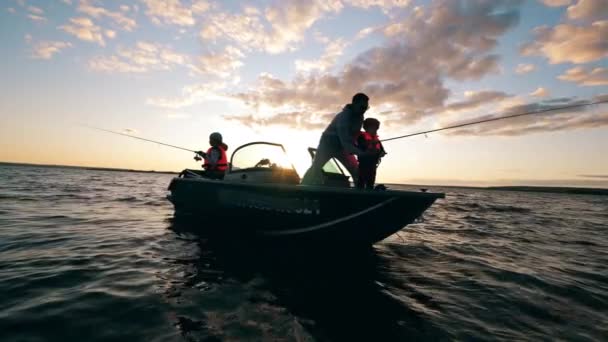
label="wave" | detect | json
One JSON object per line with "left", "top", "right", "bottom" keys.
{"left": 115, "top": 196, "right": 139, "bottom": 202}
{"left": 455, "top": 202, "right": 531, "bottom": 214}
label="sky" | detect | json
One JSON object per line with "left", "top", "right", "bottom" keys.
{"left": 1, "top": 0, "right": 607, "bottom": 187}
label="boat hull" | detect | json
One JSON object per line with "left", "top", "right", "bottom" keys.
{"left": 167, "top": 177, "right": 444, "bottom": 247}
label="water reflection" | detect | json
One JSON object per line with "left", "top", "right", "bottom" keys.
{"left": 166, "top": 217, "right": 448, "bottom": 341}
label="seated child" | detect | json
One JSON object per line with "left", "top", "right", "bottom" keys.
{"left": 194, "top": 132, "right": 229, "bottom": 179}
{"left": 356, "top": 118, "right": 386, "bottom": 189}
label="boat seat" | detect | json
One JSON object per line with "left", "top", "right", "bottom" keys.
{"left": 224, "top": 167, "right": 300, "bottom": 185}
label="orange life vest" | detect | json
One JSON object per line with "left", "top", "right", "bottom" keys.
{"left": 356, "top": 131, "right": 382, "bottom": 152}
{"left": 203, "top": 146, "right": 228, "bottom": 172}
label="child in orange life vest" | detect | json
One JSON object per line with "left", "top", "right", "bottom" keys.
{"left": 356, "top": 118, "right": 386, "bottom": 189}
{"left": 194, "top": 132, "right": 229, "bottom": 180}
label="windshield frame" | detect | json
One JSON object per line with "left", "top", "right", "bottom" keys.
{"left": 228, "top": 141, "right": 297, "bottom": 174}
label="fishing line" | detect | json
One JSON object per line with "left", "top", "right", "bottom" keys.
{"left": 82, "top": 125, "right": 197, "bottom": 153}
{"left": 381, "top": 98, "right": 608, "bottom": 142}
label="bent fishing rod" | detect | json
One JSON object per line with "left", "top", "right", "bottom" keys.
{"left": 381, "top": 98, "right": 608, "bottom": 142}
{"left": 84, "top": 98, "right": 607, "bottom": 149}
{"left": 82, "top": 125, "right": 197, "bottom": 153}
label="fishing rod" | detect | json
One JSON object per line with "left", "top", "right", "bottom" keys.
{"left": 381, "top": 98, "right": 608, "bottom": 142}
{"left": 83, "top": 125, "right": 197, "bottom": 153}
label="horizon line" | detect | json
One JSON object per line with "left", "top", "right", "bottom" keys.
{"left": 1, "top": 160, "right": 607, "bottom": 191}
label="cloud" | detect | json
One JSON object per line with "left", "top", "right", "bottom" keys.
{"left": 7, "top": 7, "right": 16, "bottom": 14}
{"left": 77, "top": 0, "right": 137, "bottom": 31}
{"left": 263, "top": 1, "right": 345, "bottom": 53}
{"left": 105, "top": 29, "right": 116, "bottom": 39}
{"left": 558, "top": 66, "right": 608, "bottom": 86}
{"left": 88, "top": 40, "right": 242, "bottom": 79}
{"left": 567, "top": 0, "right": 608, "bottom": 21}
{"left": 199, "top": 9, "right": 267, "bottom": 51}
{"left": 145, "top": 82, "right": 229, "bottom": 109}
{"left": 166, "top": 112, "right": 191, "bottom": 119}
{"left": 29, "top": 40, "right": 72, "bottom": 59}
{"left": 88, "top": 41, "right": 188, "bottom": 72}
{"left": 521, "top": 20, "right": 608, "bottom": 64}
{"left": 27, "top": 6, "right": 44, "bottom": 15}
{"left": 27, "top": 5, "right": 47, "bottom": 22}
{"left": 27, "top": 14, "right": 47, "bottom": 22}
{"left": 189, "top": 45, "right": 244, "bottom": 78}
{"left": 224, "top": 111, "right": 334, "bottom": 130}
{"left": 62, "top": 0, "right": 73, "bottom": 4}
{"left": 345, "top": 0, "right": 411, "bottom": 10}
{"left": 199, "top": 0, "right": 413, "bottom": 55}
{"left": 60, "top": 17, "right": 105, "bottom": 46}
{"left": 200, "top": 1, "right": 342, "bottom": 54}
{"left": 539, "top": 0, "right": 571, "bottom": 6}
{"left": 141, "top": 0, "right": 210, "bottom": 26}
{"left": 515, "top": 63, "right": 536, "bottom": 74}
{"left": 225, "top": 0, "right": 522, "bottom": 128}
{"left": 445, "top": 91, "right": 512, "bottom": 111}
{"left": 295, "top": 39, "right": 349, "bottom": 74}
{"left": 530, "top": 87, "right": 549, "bottom": 97}
{"left": 578, "top": 174, "right": 608, "bottom": 178}
{"left": 447, "top": 95, "right": 608, "bottom": 136}
{"left": 355, "top": 26, "right": 378, "bottom": 39}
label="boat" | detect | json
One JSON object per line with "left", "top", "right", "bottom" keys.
{"left": 167, "top": 141, "right": 444, "bottom": 247}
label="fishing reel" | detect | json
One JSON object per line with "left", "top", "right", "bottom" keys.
{"left": 193, "top": 151, "right": 206, "bottom": 161}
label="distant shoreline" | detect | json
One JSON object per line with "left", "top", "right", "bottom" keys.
{"left": 2, "top": 161, "right": 606, "bottom": 195}
{"left": 0, "top": 161, "right": 178, "bottom": 175}
{"left": 388, "top": 184, "right": 608, "bottom": 196}
{"left": 486, "top": 186, "right": 608, "bottom": 196}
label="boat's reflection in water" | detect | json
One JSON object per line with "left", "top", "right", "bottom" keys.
{"left": 167, "top": 216, "right": 447, "bottom": 341}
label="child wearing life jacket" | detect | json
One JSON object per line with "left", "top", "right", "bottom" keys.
{"left": 356, "top": 118, "right": 386, "bottom": 189}
{"left": 194, "top": 132, "right": 229, "bottom": 179}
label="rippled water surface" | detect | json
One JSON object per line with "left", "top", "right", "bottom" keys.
{"left": 1, "top": 164, "right": 607, "bottom": 341}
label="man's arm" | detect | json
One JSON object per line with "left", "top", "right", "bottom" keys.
{"left": 356, "top": 134, "right": 366, "bottom": 150}
{"left": 337, "top": 114, "right": 361, "bottom": 155}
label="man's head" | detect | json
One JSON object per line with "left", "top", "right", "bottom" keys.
{"left": 351, "top": 93, "right": 369, "bottom": 115}
{"left": 363, "top": 118, "right": 380, "bottom": 135}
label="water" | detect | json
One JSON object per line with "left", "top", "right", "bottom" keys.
{"left": 0, "top": 164, "right": 607, "bottom": 341}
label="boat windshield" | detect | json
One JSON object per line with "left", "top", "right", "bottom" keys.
{"left": 307, "top": 148, "right": 345, "bottom": 176}
{"left": 230, "top": 142, "right": 295, "bottom": 172}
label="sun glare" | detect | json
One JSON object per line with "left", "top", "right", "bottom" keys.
{"left": 284, "top": 142, "right": 314, "bottom": 178}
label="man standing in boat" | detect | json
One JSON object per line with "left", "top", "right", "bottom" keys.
{"left": 301, "top": 93, "right": 371, "bottom": 186}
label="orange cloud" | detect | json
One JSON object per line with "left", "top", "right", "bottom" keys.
{"left": 77, "top": 0, "right": 137, "bottom": 31}
{"left": 225, "top": 1, "right": 521, "bottom": 127}
{"left": 30, "top": 40, "right": 72, "bottom": 59}
{"left": 530, "top": 87, "right": 549, "bottom": 97}
{"left": 199, "top": 0, "right": 411, "bottom": 54}
{"left": 88, "top": 41, "right": 189, "bottom": 72}
{"left": 567, "top": 0, "right": 608, "bottom": 21}
{"left": 145, "top": 82, "right": 229, "bottom": 109}
{"left": 539, "top": 0, "right": 571, "bottom": 6}
{"left": 515, "top": 63, "right": 536, "bottom": 74}
{"left": 59, "top": 17, "right": 105, "bottom": 46}
{"left": 294, "top": 39, "right": 349, "bottom": 74}
{"left": 141, "top": 0, "right": 210, "bottom": 26}
{"left": 521, "top": 21, "right": 608, "bottom": 64}
{"left": 189, "top": 46, "right": 244, "bottom": 78}
{"left": 558, "top": 67, "right": 608, "bottom": 86}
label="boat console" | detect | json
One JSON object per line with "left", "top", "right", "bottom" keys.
{"left": 180, "top": 141, "right": 353, "bottom": 188}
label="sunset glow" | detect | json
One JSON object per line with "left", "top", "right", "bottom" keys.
{"left": 1, "top": 0, "right": 607, "bottom": 187}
